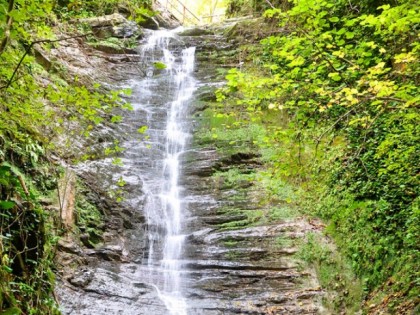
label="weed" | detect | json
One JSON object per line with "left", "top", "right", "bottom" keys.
{"left": 296, "top": 233, "right": 363, "bottom": 313}
{"left": 268, "top": 206, "right": 298, "bottom": 221}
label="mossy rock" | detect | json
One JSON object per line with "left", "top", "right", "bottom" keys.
{"left": 88, "top": 37, "right": 138, "bottom": 54}
{"left": 224, "top": 17, "right": 279, "bottom": 43}
{"left": 178, "top": 27, "right": 214, "bottom": 37}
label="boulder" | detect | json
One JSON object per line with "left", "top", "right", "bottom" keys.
{"left": 178, "top": 27, "right": 214, "bottom": 37}
{"left": 149, "top": 1, "right": 182, "bottom": 29}
{"left": 78, "top": 13, "right": 127, "bottom": 28}
{"left": 78, "top": 13, "right": 142, "bottom": 39}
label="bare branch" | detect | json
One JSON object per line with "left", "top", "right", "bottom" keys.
{"left": 264, "top": 0, "right": 276, "bottom": 9}
{"left": 17, "top": 174, "right": 30, "bottom": 197}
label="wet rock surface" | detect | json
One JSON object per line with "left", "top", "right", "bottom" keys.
{"left": 55, "top": 19, "right": 326, "bottom": 315}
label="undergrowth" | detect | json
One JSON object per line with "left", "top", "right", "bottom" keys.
{"left": 0, "top": 0, "right": 152, "bottom": 312}
{"left": 197, "top": 0, "right": 419, "bottom": 312}
{"left": 297, "top": 233, "right": 364, "bottom": 313}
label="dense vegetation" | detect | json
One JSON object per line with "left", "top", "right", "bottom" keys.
{"left": 0, "top": 0, "right": 151, "bottom": 314}
{"left": 226, "top": 0, "right": 292, "bottom": 16}
{"left": 214, "top": 0, "right": 419, "bottom": 312}
{"left": 1, "top": 0, "right": 418, "bottom": 313}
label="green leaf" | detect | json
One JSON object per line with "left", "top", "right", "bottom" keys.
{"left": 0, "top": 307, "right": 22, "bottom": 315}
{"left": 137, "top": 126, "right": 148, "bottom": 134}
{"left": 328, "top": 72, "right": 342, "bottom": 81}
{"left": 1, "top": 162, "right": 22, "bottom": 177}
{"left": 111, "top": 115, "right": 123, "bottom": 123}
{"left": 153, "top": 62, "right": 167, "bottom": 70}
{"left": 345, "top": 32, "right": 355, "bottom": 39}
{"left": 336, "top": 38, "right": 345, "bottom": 46}
{"left": 121, "top": 88, "right": 132, "bottom": 96}
{"left": 329, "top": 17, "right": 339, "bottom": 22}
{"left": 345, "top": 19, "right": 357, "bottom": 27}
{"left": 336, "top": 28, "right": 346, "bottom": 35}
{"left": 0, "top": 201, "right": 15, "bottom": 210}
{"left": 2, "top": 265, "right": 13, "bottom": 273}
{"left": 111, "top": 158, "right": 123, "bottom": 166}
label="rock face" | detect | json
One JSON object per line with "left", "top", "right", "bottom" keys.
{"left": 79, "top": 13, "right": 142, "bottom": 38}
{"left": 55, "top": 19, "right": 326, "bottom": 315}
{"left": 79, "top": 13, "right": 128, "bottom": 28}
{"left": 151, "top": 1, "right": 182, "bottom": 29}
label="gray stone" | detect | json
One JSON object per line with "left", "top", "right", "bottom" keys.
{"left": 78, "top": 13, "right": 127, "bottom": 28}
{"left": 56, "top": 18, "right": 327, "bottom": 315}
{"left": 178, "top": 27, "right": 214, "bottom": 37}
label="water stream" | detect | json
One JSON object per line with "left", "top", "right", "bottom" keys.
{"left": 137, "top": 29, "right": 196, "bottom": 315}
{"left": 57, "top": 25, "right": 325, "bottom": 315}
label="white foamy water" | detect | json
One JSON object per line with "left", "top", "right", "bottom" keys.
{"left": 139, "top": 29, "right": 196, "bottom": 315}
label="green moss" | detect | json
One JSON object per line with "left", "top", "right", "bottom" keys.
{"left": 268, "top": 206, "right": 298, "bottom": 221}
{"left": 75, "top": 185, "right": 104, "bottom": 246}
{"left": 274, "top": 235, "right": 294, "bottom": 248}
{"left": 194, "top": 108, "right": 264, "bottom": 156}
{"left": 309, "top": 192, "right": 420, "bottom": 311}
{"left": 296, "top": 233, "right": 363, "bottom": 313}
{"left": 88, "top": 36, "right": 139, "bottom": 53}
{"left": 213, "top": 167, "right": 255, "bottom": 189}
{"left": 222, "top": 238, "right": 239, "bottom": 248}
{"left": 216, "top": 204, "right": 265, "bottom": 231}
{"left": 225, "top": 250, "right": 241, "bottom": 260}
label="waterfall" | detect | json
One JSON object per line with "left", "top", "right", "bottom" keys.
{"left": 56, "top": 22, "right": 328, "bottom": 315}
{"left": 139, "top": 29, "right": 196, "bottom": 315}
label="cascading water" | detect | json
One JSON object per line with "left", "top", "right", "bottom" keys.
{"left": 57, "top": 23, "right": 326, "bottom": 315}
{"left": 137, "top": 29, "right": 196, "bottom": 315}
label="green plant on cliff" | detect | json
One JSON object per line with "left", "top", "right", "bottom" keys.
{"left": 0, "top": 0, "right": 143, "bottom": 313}
{"left": 215, "top": 0, "right": 419, "bottom": 312}
{"left": 226, "top": 0, "right": 292, "bottom": 16}
{"left": 55, "top": 0, "right": 154, "bottom": 22}
{"left": 0, "top": 159, "right": 61, "bottom": 314}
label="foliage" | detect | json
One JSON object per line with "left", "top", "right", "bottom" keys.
{"left": 88, "top": 36, "right": 140, "bottom": 53}
{"left": 0, "top": 0, "right": 143, "bottom": 313}
{"left": 153, "top": 61, "right": 167, "bottom": 70}
{"left": 0, "top": 160, "right": 60, "bottom": 314}
{"left": 226, "top": 0, "right": 291, "bottom": 17}
{"left": 54, "top": 0, "right": 154, "bottom": 22}
{"left": 195, "top": 108, "right": 265, "bottom": 155}
{"left": 213, "top": 167, "right": 255, "bottom": 189}
{"left": 215, "top": 0, "right": 419, "bottom": 312}
{"left": 297, "top": 232, "right": 363, "bottom": 312}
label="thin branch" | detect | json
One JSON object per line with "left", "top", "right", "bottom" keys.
{"left": 293, "top": 25, "right": 340, "bottom": 73}
{"left": 336, "top": 55, "right": 357, "bottom": 66}
{"left": 264, "top": 0, "right": 275, "bottom": 9}
{"left": 314, "top": 107, "right": 356, "bottom": 157}
{"left": 316, "top": 107, "right": 354, "bottom": 144}
{"left": 375, "top": 96, "right": 408, "bottom": 103}
{"left": 316, "top": 47, "right": 339, "bottom": 72}
{"left": 0, "top": 32, "right": 93, "bottom": 90}
{"left": 0, "top": 0, "right": 15, "bottom": 55}
{"left": 351, "top": 109, "right": 384, "bottom": 172}
{"left": 17, "top": 174, "right": 30, "bottom": 197}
